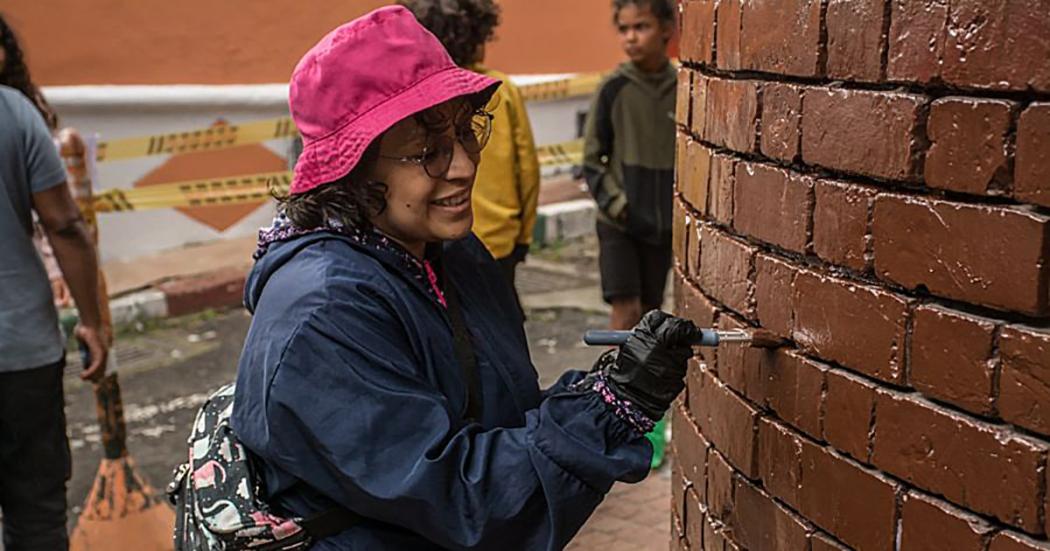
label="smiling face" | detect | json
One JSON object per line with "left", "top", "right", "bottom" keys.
{"left": 367, "top": 99, "right": 481, "bottom": 257}
{"left": 616, "top": 2, "right": 672, "bottom": 70}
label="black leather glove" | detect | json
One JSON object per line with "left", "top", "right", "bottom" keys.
{"left": 607, "top": 310, "right": 702, "bottom": 421}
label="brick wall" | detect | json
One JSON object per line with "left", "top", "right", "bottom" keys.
{"left": 671, "top": 1, "right": 1050, "bottom": 550}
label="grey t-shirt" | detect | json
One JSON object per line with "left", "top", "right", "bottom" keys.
{"left": 0, "top": 85, "right": 67, "bottom": 371}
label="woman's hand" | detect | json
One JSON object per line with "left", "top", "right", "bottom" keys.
{"left": 607, "top": 310, "right": 701, "bottom": 420}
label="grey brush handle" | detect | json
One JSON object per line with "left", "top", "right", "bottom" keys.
{"left": 583, "top": 329, "right": 722, "bottom": 347}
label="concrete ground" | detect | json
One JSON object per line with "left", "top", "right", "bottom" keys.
{"left": 51, "top": 235, "right": 670, "bottom": 550}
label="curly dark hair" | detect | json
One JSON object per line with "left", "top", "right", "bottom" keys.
{"left": 276, "top": 97, "right": 488, "bottom": 231}
{"left": 273, "top": 142, "right": 387, "bottom": 231}
{"left": 0, "top": 13, "right": 58, "bottom": 130}
{"left": 397, "top": 0, "right": 501, "bottom": 67}
{"left": 612, "top": 0, "right": 676, "bottom": 25}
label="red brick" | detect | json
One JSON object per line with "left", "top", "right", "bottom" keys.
{"left": 730, "top": 477, "right": 810, "bottom": 551}
{"left": 679, "top": 138, "right": 711, "bottom": 215}
{"left": 910, "top": 305, "right": 997, "bottom": 416}
{"left": 1016, "top": 103, "right": 1050, "bottom": 208}
{"left": 888, "top": 0, "right": 1050, "bottom": 92}
{"left": 680, "top": 0, "right": 716, "bottom": 65}
{"left": 738, "top": 0, "right": 822, "bottom": 77}
{"left": 697, "top": 225, "right": 754, "bottom": 317}
{"left": 688, "top": 221, "right": 704, "bottom": 281}
{"left": 999, "top": 325, "right": 1050, "bottom": 438}
{"left": 703, "top": 78, "right": 758, "bottom": 153}
{"left": 826, "top": 0, "right": 887, "bottom": 81}
{"left": 872, "top": 194, "right": 1050, "bottom": 316}
{"left": 691, "top": 367, "right": 760, "bottom": 478}
{"left": 676, "top": 69, "right": 693, "bottom": 129}
{"left": 822, "top": 369, "right": 875, "bottom": 463}
{"left": 715, "top": 314, "right": 773, "bottom": 402}
{"left": 685, "top": 486, "right": 705, "bottom": 548}
{"left": 687, "top": 356, "right": 706, "bottom": 416}
{"left": 671, "top": 463, "right": 688, "bottom": 530}
{"left": 708, "top": 153, "right": 735, "bottom": 226}
{"left": 706, "top": 449, "right": 734, "bottom": 521}
{"left": 714, "top": 0, "right": 742, "bottom": 70}
{"left": 717, "top": 334, "right": 824, "bottom": 439}
{"left": 792, "top": 270, "right": 909, "bottom": 385}
{"left": 925, "top": 97, "right": 1014, "bottom": 195}
{"left": 941, "top": 0, "right": 1050, "bottom": 92}
{"left": 809, "top": 533, "right": 849, "bottom": 551}
{"left": 759, "top": 83, "right": 803, "bottom": 163}
{"left": 676, "top": 132, "right": 689, "bottom": 193}
{"left": 691, "top": 74, "right": 709, "bottom": 140}
{"left": 672, "top": 402, "right": 710, "bottom": 489}
{"left": 899, "top": 491, "right": 994, "bottom": 551}
{"left": 159, "top": 266, "right": 246, "bottom": 317}
{"left": 673, "top": 196, "right": 691, "bottom": 271}
{"left": 671, "top": 510, "right": 688, "bottom": 551}
{"left": 886, "top": 0, "right": 948, "bottom": 84}
{"left": 798, "top": 441, "right": 898, "bottom": 550}
{"left": 802, "top": 88, "right": 925, "bottom": 181}
{"left": 872, "top": 391, "right": 1047, "bottom": 534}
{"left": 757, "top": 418, "right": 803, "bottom": 509}
{"left": 674, "top": 272, "right": 720, "bottom": 367}
{"left": 704, "top": 514, "right": 727, "bottom": 551}
{"left": 753, "top": 254, "right": 798, "bottom": 339}
{"left": 989, "top": 532, "right": 1050, "bottom": 551}
{"left": 812, "top": 180, "right": 876, "bottom": 272}
{"left": 733, "top": 162, "right": 812, "bottom": 253}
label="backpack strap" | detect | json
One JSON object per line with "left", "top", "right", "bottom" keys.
{"left": 444, "top": 280, "right": 482, "bottom": 422}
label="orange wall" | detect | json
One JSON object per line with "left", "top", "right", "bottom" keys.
{"left": 4, "top": 0, "right": 638, "bottom": 85}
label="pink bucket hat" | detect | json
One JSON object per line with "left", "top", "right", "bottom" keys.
{"left": 288, "top": 5, "right": 500, "bottom": 194}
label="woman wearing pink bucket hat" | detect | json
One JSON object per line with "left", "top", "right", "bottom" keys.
{"left": 223, "top": 6, "right": 700, "bottom": 549}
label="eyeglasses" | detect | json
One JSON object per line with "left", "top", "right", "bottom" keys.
{"left": 379, "top": 110, "right": 494, "bottom": 178}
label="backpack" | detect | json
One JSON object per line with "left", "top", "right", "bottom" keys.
{"left": 166, "top": 383, "right": 359, "bottom": 550}
{"left": 167, "top": 277, "right": 480, "bottom": 550}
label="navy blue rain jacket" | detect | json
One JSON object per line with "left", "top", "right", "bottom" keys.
{"left": 230, "top": 231, "right": 651, "bottom": 550}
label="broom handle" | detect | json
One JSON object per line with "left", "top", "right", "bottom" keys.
{"left": 64, "top": 129, "right": 127, "bottom": 460}
{"left": 85, "top": 344, "right": 127, "bottom": 460}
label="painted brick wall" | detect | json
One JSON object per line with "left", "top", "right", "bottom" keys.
{"left": 671, "top": 1, "right": 1050, "bottom": 550}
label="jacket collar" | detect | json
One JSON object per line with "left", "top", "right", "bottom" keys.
{"left": 255, "top": 213, "right": 448, "bottom": 308}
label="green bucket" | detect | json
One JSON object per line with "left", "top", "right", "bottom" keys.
{"left": 645, "top": 416, "right": 668, "bottom": 470}
{"left": 59, "top": 309, "right": 79, "bottom": 342}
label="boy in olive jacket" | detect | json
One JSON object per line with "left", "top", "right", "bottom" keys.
{"left": 584, "top": 0, "right": 677, "bottom": 330}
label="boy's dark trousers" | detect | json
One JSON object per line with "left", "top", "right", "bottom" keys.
{"left": 0, "top": 358, "right": 71, "bottom": 551}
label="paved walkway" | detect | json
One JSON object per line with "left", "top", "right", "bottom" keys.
{"left": 523, "top": 243, "right": 672, "bottom": 550}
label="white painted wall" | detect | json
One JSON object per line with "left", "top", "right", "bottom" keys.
{"left": 45, "top": 76, "right": 590, "bottom": 262}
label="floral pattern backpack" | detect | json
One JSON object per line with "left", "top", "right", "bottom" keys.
{"left": 166, "top": 383, "right": 359, "bottom": 550}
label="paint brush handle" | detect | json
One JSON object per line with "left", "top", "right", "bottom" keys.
{"left": 583, "top": 329, "right": 729, "bottom": 347}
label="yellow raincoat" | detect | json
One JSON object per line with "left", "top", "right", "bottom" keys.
{"left": 471, "top": 65, "right": 540, "bottom": 260}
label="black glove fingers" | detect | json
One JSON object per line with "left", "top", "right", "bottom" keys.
{"left": 654, "top": 316, "right": 703, "bottom": 349}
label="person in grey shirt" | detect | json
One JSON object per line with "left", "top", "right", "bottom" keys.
{"left": 0, "top": 15, "right": 108, "bottom": 551}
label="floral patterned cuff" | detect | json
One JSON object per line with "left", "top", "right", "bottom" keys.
{"left": 577, "top": 373, "right": 655, "bottom": 435}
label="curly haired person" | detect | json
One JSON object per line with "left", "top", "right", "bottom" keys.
{"left": 398, "top": 0, "right": 540, "bottom": 316}
{"left": 584, "top": 0, "right": 677, "bottom": 331}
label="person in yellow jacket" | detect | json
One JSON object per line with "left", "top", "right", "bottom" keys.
{"left": 399, "top": 0, "right": 540, "bottom": 314}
